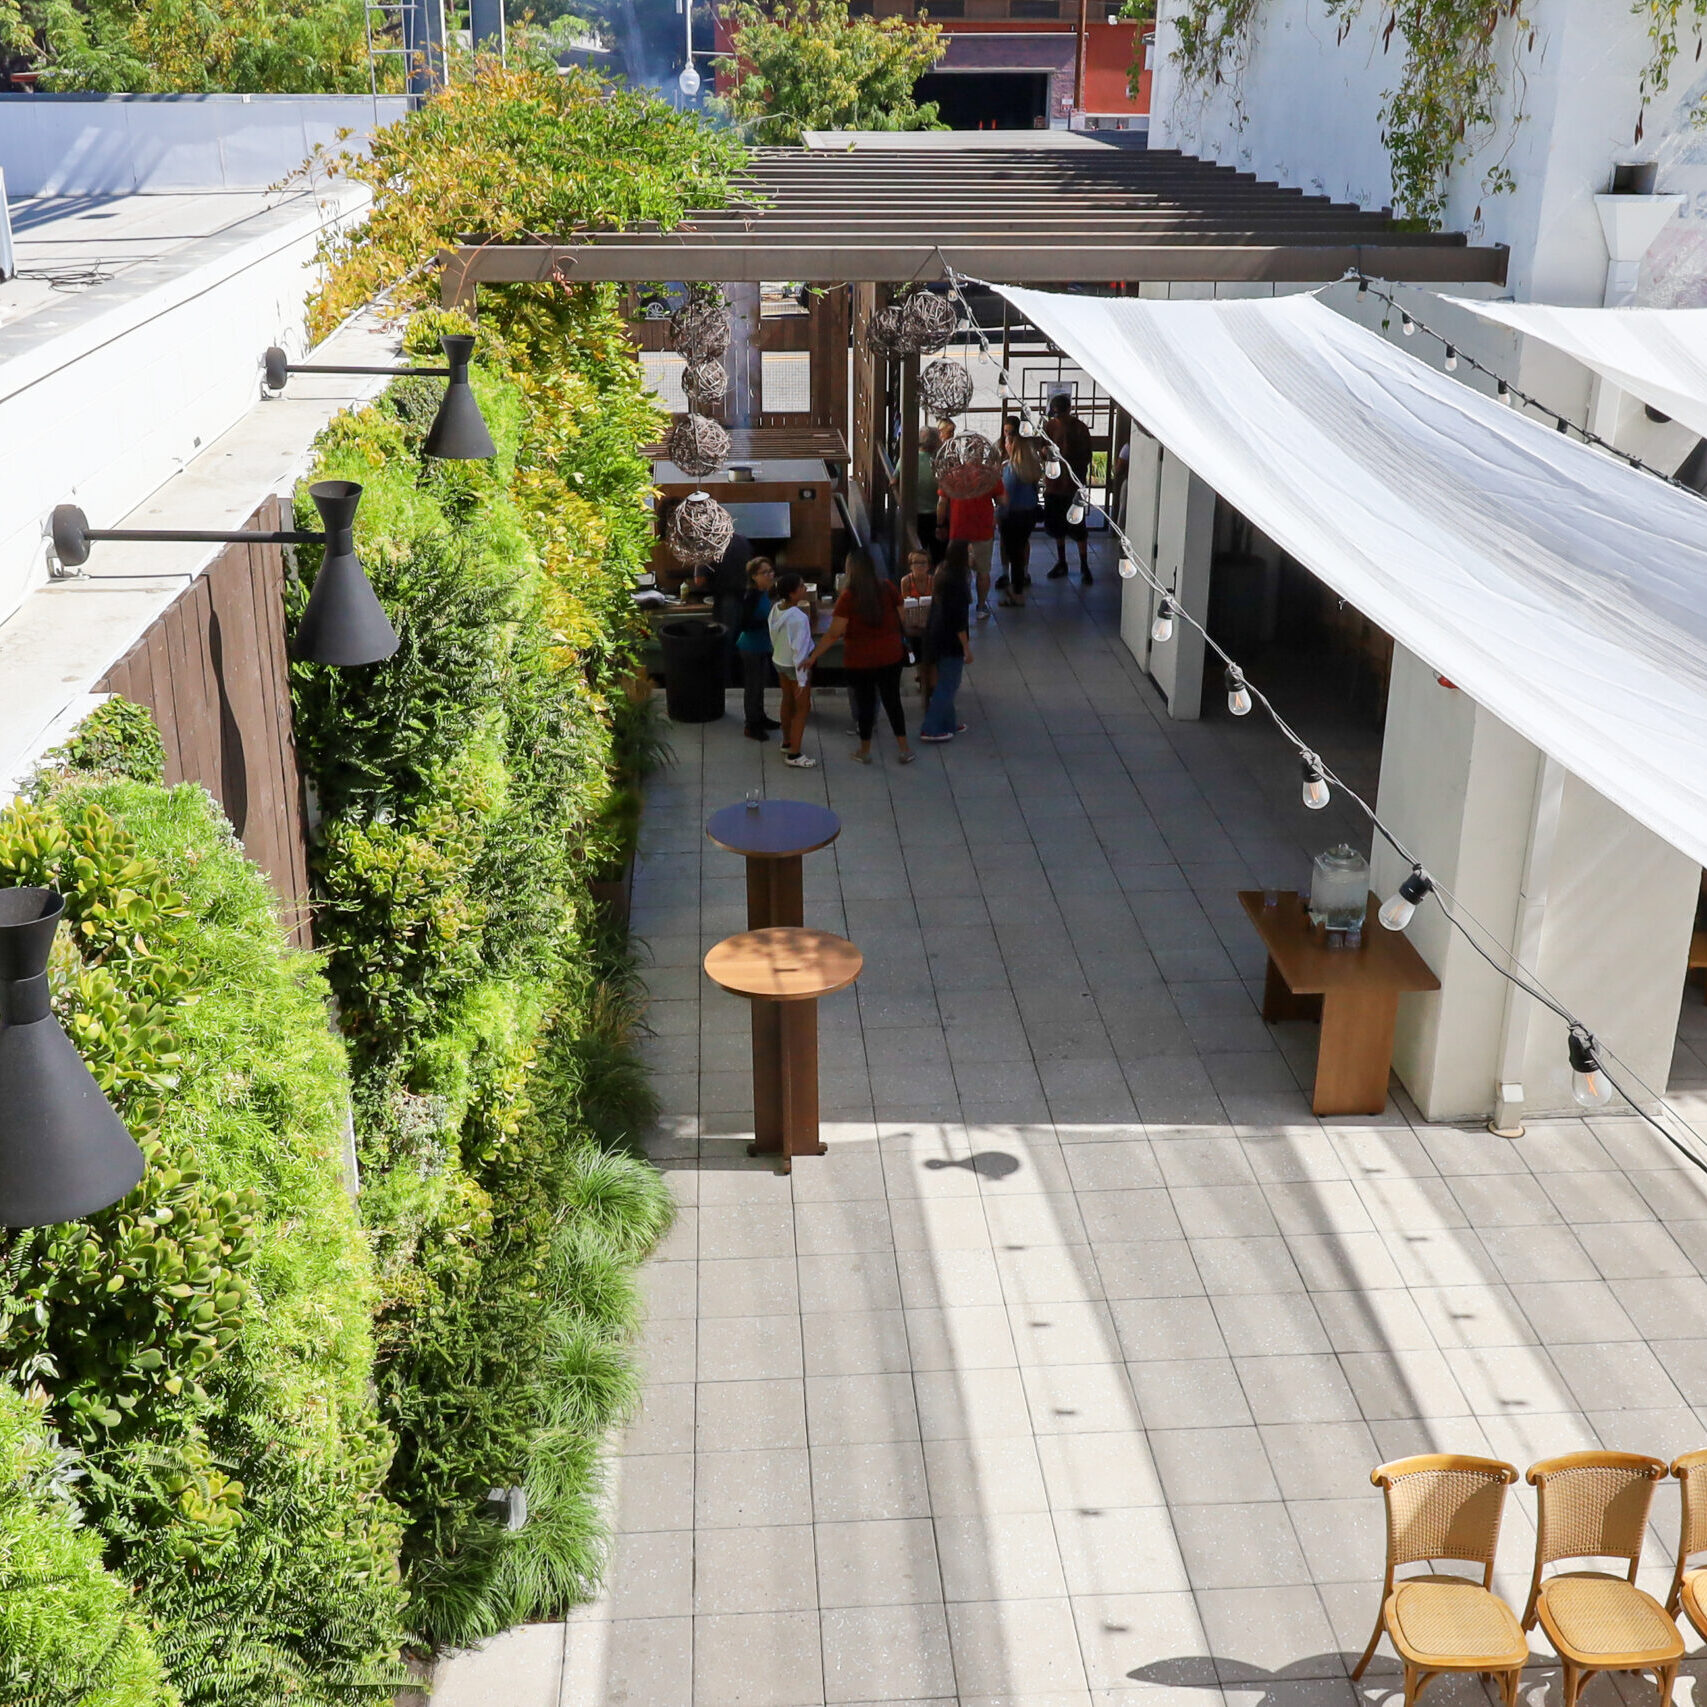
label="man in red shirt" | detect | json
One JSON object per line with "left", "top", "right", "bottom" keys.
{"left": 937, "top": 487, "right": 996, "bottom": 620}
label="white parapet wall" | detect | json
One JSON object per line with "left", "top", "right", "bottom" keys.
{"left": 0, "top": 180, "right": 372, "bottom": 628}
{"left": 0, "top": 93, "right": 409, "bottom": 196}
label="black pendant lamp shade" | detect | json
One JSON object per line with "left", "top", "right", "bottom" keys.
{"left": 290, "top": 481, "right": 400, "bottom": 668}
{"left": 0, "top": 887, "right": 145, "bottom": 1229}
{"left": 423, "top": 335, "right": 497, "bottom": 461}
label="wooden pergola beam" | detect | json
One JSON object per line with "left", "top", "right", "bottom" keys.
{"left": 441, "top": 240, "right": 1505, "bottom": 301}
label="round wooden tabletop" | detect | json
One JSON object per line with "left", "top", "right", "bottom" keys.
{"left": 704, "top": 928, "right": 864, "bottom": 1001}
{"left": 706, "top": 799, "right": 842, "bottom": 861}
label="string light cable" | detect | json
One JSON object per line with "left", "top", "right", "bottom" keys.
{"left": 1349, "top": 274, "right": 1702, "bottom": 497}
{"left": 931, "top": 255, "right": 1707, "bottom": 1174}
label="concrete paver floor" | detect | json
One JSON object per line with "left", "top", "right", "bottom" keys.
{"left": 434, "top": 543, "right": 1707, "bottom": 1707}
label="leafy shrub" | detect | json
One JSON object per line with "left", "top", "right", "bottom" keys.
{"left": 0, "top": 775, "right": 406, "bottom": 1706}
{"left": 41, "top": 696, "right": 167, "bottom": 786}
{"left": 0, "top": 1382, "right": 177, "bottom": 1707}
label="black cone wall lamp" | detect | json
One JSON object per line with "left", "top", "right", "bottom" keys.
{"left": 263, "top": 333, "right": 497, "bottom": 461}
{"left": 0, "top": 887, "right": 145, "bottom": 1228}
{"left": 49, "top": 481, "right": 398, "bottom": 668}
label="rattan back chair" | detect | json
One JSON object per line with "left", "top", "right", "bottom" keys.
{"left": 1353, "top": 1454, "right": 1529, "bottom": 1707}
{"left": 1524, "top": 1453, "right": 1682, "bottom": 1707}
{"left": 1667, "top": 1449, "right": 1707, "bottom": 1631}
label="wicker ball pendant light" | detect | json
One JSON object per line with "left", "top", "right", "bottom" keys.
{"left": 664, "top": 413, "right": 731, "bottom": 479}
{"left": 933, "top": 432, "right": 1004, "bottom": 500}
{"left": 670, "top": 295, "right": 733, "bottom": 361}
{"left": 918, "top": 359, "right": 975, "bottom": 418}
{"left": 666, "top": 490, "right": 736, "bottom": 567}
{"left": 901, "top": 290, "right": 958, "bottom": 355}
{"left": 864, "top": 304, "right": 909, "bottom": 358}
{"left": 682, "top": 358, "right": 728, "bottom": 406}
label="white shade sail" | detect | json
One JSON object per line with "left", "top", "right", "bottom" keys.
{"left": 994, "top": 285, "right": 1707, "bottom": 870}
{"left": 1446, "top": 298, "right": 1707, "bottom": 444}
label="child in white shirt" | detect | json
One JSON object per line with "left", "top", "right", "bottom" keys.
{"left": 767, "top": 570, "right": 817, "bottom": 768}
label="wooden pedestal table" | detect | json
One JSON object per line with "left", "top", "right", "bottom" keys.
{"left": 706, "top": 800, "right": 841, "bottom": 930}
{"left": 1238, "top": 890, "right": 1441, "bottom": 1117}
{"left": 704, "top": 928, "right": 863, "bottom": 1173}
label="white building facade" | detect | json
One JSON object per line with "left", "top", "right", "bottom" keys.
{"left": 1113, "top": 0, "right": 1707, "bottom": 1125}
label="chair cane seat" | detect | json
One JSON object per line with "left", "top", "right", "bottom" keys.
{"left": 1537, "top": 1574, "right": 1684, "bottom": 1663}
{"left": 1387, "top": 1579, "right": 1529, "bottom": 1668}
{"left": 1680, "top": 1570, "right": 1707, "bottom": 1640}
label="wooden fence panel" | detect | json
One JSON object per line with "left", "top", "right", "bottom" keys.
{"left": 94, "top": 504, "right": 314, "bottom": 944}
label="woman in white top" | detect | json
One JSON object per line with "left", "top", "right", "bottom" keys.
{"left": 767, "top": 570, "right": 817, "bottom": 768}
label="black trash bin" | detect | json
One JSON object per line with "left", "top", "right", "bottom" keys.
{"left": 659, "top": 620, "right": 727, "bottom": 723}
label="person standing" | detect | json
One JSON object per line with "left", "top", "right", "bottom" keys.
{"left": 996, "top": 416, "right": 1042, "bottom": 608}
{"left": 736, "top": 557, "right": 782, "bottom": 742}
{"left": 899, "top": 547, "right": 935, "bottom": 712}
{"left": 937, "top": 479, "right": 996, "bottom": 621}
{"left": 916, "top": 425, "right": 941, "bottom": 564}
{"left": 1042, "top": 393, "right": 1094, "bottom": 583}
{"left": 694, "top": 527, "right": 754, "bottom": 684}
{"left": 919, "top": 541, "right": 973, "bottom": 743}
{"left": 809, "top": 547, "right": 913, "bottom": 766}
{"left": 767, "top": 570, "right": 817, "bottom": 768}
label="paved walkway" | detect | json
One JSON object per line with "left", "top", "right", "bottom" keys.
{"left": 435, "top": 547, "right": 1707, "bottom": 1707}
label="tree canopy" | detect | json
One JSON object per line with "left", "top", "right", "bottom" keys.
{"left": 310, "top": 58, "right": 747, "bottom": 336}
{"left": 713, "top": 0, "right": 945, "bottom": 145}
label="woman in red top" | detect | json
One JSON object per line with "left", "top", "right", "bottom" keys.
{"left": 809, "top": 548, "right": 914, "bottom": 766}
{"left": 937, "top": 487, "right": 997, "bottom": 619}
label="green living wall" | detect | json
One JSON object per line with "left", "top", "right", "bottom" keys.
{"left": 0, "top": 58, "right": 742, "bottom": 1698}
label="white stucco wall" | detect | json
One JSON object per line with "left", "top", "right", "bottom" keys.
{"left": 0, "top": 183, "right": 370, "bottom": 629}
{"left": 0, "top": 94, "right": 409, "bottom": 195}
{"left": 1151, "top": 0, "right": 1707, "bottom": 309}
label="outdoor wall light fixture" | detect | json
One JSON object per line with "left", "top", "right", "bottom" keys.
{"left": 1378, "top": 864, "right": 1433, "bottom": 931}
{"left": 49, "top": 482, "right": 399, "bottom": 668}
{"left": 262, "top": 334, "right": 497, "bottom": 460}
{"left": 0, "top": 887, "right": 145, "bottom": 1228}
{"left": 1567, "top": 1025, "right": 1616, "bottom": 1109}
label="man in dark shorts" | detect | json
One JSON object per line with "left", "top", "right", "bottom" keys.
{"left": 1042, "top": 393, "right": 1094, "bottom": 584}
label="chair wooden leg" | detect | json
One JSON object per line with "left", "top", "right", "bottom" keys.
{"left": 1654, "top": 1663, "right": 1678, "bottom": 1705}
{"left": 1402, "top": 1662, "right": 1420, "bottom": 1707}
{"left": 1499, "top": 1664, "right": 1522, "bottom": 1707}
{"left": 1351, "top": 1610, "right": 1385, "bottom": 1681}
{"left": 1561, "top": 1661, "right": 1582, "bottom": 1707}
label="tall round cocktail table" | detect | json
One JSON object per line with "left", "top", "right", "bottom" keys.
{"left": 704, "top": 928, "right": 863, "bottom": 1174}
{"left": 706, "top": 800, "right": 841, "bottom": 931}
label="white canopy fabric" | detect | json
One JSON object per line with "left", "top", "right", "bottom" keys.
{"left": 1446, "top": 298, "right": 1707, "bottom": 444}
{"left": 994, "top": 285, "right": 1707, "bottom": 870}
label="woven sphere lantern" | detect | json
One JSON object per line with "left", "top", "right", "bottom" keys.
{"left": 666, "top": 490, "right": 735, "bottom": 567}
{"left": 864, "top": 305, "right": 908, "bottom": 358}
{"left": 918, "top": 359, "right": 974, "bottom": 418}
{"left": 682, "top": 358, "right": 728, "bottom": 406}
{"left": 665, "top": 413, "right": 731, "bottom": 479}
{"left": 901, "top": 290, "right": 958, "bottom": 355}
{"left": 670, "top": 296, "right": 732, "bottom": 361}
{"left": 933, "top": 432, "right": 1004, "bottom": 500}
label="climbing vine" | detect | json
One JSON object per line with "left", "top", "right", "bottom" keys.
{"left": 1636, "top": 0, "right": 1707, "bottom": 141}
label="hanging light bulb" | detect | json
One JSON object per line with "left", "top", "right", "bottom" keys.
{"left": 1443, "top": 345, "right": 1458, "bottom": 371}
{"left": 1356, "top": 278, "right": 1369, "bottom": 301}
{"left": 1066, "top": 498, "right": 1087, "bottom": 526}
{"left": 1224, "top": 666, "right": 1252, "bottom": 716}
{"left": 1378, "top": 865, "right": 1433, "bottom": 931}
{"left": 1045, "top": 457, "right": 1063, "bottom": 480}
{"left": 1300, "top": 752, "right": 1331, "bottom": 810}
{"left": 1567, "top": 1025, "right": 1616, "bottom": 1110}
{"left": 1150, "top": 596, "right": 1175, "bottom": 644}
{"left": 1018, "top": 418, "right": 1036, "bottom": 438}
{"left": 1118, "top": 556, "right": 1138, "bottom": 580}
{"left": 1401, "top": 313, "right": 1415, "bottom": 336}
{"left": 1497, "top": 378, "right": 1510, "bottom": 401}
{"left": 1557, "top": 417, "right": 1570, "bottom": 433}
